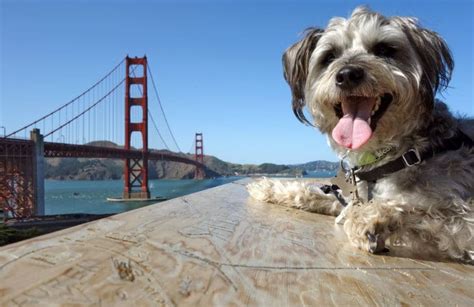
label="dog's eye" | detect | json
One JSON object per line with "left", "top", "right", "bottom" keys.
{"left": 372, "top": 43, "right": 397, "bottom": 58}
{"left": 321, "top": 52, "right": 336, "bottom": 66}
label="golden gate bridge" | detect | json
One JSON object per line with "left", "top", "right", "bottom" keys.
{"left": 0, "top": 56, "right": 206, "bottom": 219}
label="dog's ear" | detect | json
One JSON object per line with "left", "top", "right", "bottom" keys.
{"left": 395, "top": 17, "right": 454, "bottom": 109}
{"left": 283, "top": 28, "right": 324, "bottom": 125}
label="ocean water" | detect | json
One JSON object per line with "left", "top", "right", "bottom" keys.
{"left": 45, "top": 177, "right": 242, "bottom": 215}
{"left": 44, "top": 171, "right": 335, "bottom": 215}
{"left": 305, "top": 170, "right": 336, "bottom": 178}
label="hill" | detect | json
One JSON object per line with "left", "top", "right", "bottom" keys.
{"left": 44, "top": 142, "right": 336, "bottom": 180}
{"left": 289, "top": 160, "right": 339, "bottom": 172}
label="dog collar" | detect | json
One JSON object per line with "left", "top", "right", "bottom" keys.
{"left": 354, "top": 129, "right": 474, "bottom": 182}
{"left": 357, "top": 146, "right": 394, "bottom": 167}
{"left": 321, "top": 129, "right": 472, "bottom": 207}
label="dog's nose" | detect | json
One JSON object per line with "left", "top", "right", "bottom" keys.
{"left": 335, "top": 66, "right": 365, "bottom": 89}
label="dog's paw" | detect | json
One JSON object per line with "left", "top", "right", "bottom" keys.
{"left": 345, "top": 220, "right": 391, "bottom": 254}
{"left": 343, "top": 203, "right": 400, "bottom": 254}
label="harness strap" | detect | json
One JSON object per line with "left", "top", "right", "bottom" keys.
{"left": 355, "top": 129, "right": 473, "bottom": 182}
{"left": 320, "top": 129, "right": 473, "bottom": 204}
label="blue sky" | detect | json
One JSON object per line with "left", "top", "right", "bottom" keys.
{"left": 1, "top": 0, "right": 473, "bottom": 164}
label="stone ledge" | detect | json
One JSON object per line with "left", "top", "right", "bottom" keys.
{"left": 0, "top": 178, "right": 473, "bottom": 306}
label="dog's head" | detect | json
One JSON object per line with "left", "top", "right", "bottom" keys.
{"left": 284, "top": 7, "right": 453, "bottom": 156}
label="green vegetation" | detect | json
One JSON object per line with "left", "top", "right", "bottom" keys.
{"left": 0, "top": 224, "right": 41, "bottom": 246}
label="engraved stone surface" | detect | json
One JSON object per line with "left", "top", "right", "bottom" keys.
{"left": 1, "top": 179, "right": 473, "bottom": 306}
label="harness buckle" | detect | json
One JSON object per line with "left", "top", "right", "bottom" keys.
{"left": 402, "top": 148, "right": 421, "bottom": 167}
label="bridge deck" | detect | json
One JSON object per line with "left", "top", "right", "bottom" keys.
{"left": 43, "top": 141, "right": 203, "bottom": 166}
{"left": 0, "top": 178, "right": 473, "bottom": 306}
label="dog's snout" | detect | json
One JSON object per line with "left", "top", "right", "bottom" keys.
{"left": 335, "top": 66, "right": 365, "bottom": 89}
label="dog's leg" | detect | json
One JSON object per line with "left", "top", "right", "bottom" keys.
{"left": 247, "top": 178, "right": 343, "bottom": 216}
{"left": 343, "top": 201, "right": 402, "bottom": 254}
{"left": 402, "top": 204, "right": 474, "bottom": 264}
{"left": 344, "top": 200, "right": 474, "bottom": 264}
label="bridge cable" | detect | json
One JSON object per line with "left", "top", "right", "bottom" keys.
{"left": 130, "top": 69, "right": 170, "bottom": 150}
{"left": 147, "top": 63, "right": 182, "bottom": 152}
{"left": 187, "top": 139, "right": 195, "bottom": 155}
{"left": 44, "top": 75, "right": 125, "bottom": 138}
{"left": 6, "top": 58, "right": 125, "bottom": 138}
{"left": 149, "top": 112, "right": 170, "bottom": 150}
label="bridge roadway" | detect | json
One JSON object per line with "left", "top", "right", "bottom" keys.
{"left": 1, "top": 137, "right": 204, "bottom": 167}
{"left": 43, "top": 141, "right": 204, "bottom": 167}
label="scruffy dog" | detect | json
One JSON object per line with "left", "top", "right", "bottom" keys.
{"left": 248, "top": 7, "right": 474, "bottom": 263}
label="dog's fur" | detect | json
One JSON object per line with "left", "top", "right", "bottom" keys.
{"left": 248, "top": 7, "right": 474, "bottom": 263}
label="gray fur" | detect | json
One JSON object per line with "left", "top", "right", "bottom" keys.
{"left": 283, "top": 28, "right": 324, "bottom": 124}
{"left": 248, "top": 7, "right": 473, "bottom": 263}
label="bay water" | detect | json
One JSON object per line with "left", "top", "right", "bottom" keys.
{"left": 45, "top": 171, "right": 335, "bottom": 215}
{"left": 45, "top": 177, "right": 242, "bottom": 215}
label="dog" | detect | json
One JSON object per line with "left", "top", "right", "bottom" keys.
{"left": 248, "top": 7, "right": 474, "bottom": 263}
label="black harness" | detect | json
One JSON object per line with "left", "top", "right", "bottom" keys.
{"left": 322, "top": 129, "right": 474, "bottom": 206}
{"left": 355, "top": 129, "right": 474, "bottom": 182}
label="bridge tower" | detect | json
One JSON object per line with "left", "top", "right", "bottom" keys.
{"left": 123, "top": 56, "right": 150, "bottom": 199}
{"left": 194, "top": 133, "right": 205, "bottom": 179}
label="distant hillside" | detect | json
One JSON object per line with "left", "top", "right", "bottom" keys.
{"left": 289, "top": 160, "right": 338, "bottom": 172}
{"left": 44, "top": 142, "right": 310, "bottom": 180}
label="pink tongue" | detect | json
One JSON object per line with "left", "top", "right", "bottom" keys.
{"left": 331, "top": 97, "right": 376, "bottom": 149}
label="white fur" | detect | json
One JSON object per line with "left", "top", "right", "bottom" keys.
{"left": 247, "top": 178, "right": 341, "bottom": 215}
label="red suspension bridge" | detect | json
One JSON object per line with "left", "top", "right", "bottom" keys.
{"left": 0, "top": 56, "right": 206, "bottom": 219}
